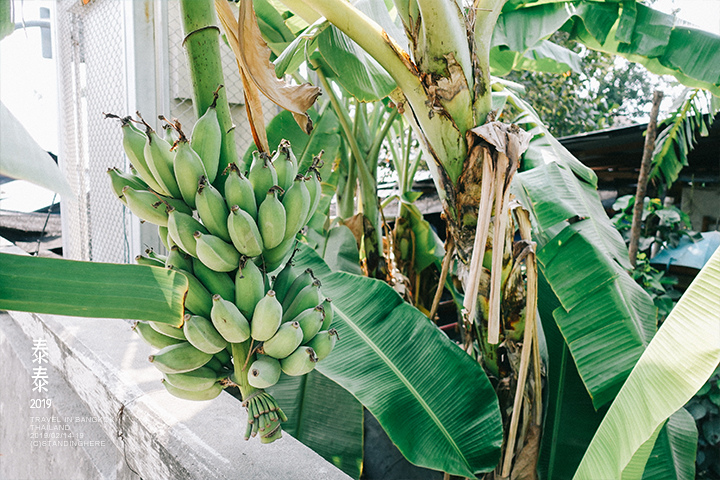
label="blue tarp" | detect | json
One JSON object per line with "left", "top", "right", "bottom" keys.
{"left": 650, "top": 231, "right": 720, "bottom": 271}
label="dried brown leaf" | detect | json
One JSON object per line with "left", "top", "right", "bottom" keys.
{"left": 216, "top": 0, "right": 321, "bottom": 135}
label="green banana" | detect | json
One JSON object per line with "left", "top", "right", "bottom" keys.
{"left": 196, "top": 177, "right": 231, "bottom": 242}
{"left": 282, "top": 279, "right": 321, "bottom": 322}
{"left": 224, "top": 163, "right": 257, "bottom": 220}
{"left": 281, "top": 176, "right": 311, "bottom": 241}
{"left": 190, "top": 89, "right": 222, "bottom": 183}
{"left": 260, "top": 321, "right": 303, "bottom": 359}
{"left": 167, "top": 208, "right": 208, "bottom": 258}
{"left": 133, "top": 321, "right": 183, "bottom": 349}
{"left": 294, "top": 305, "right": 325, "bottom": 344}
{"left": 281, "top": 268, "right": 315, "bottom": 311}
{"left": 165, "top": 245, "right": 193, "bottom": 274}
{"left": 191, "top": 258, "right": 235, "bottom": 302}
{"left": 122, "top": 187, "right": 171, "bottom": 227}
{"left": 135, "top": 254, "right": 164, "bottom": 267}
{"left": 173, "top": 133, "right": 207, "bottom": 208}
{"left": 205, "top": 356, "right": 226, "bottom": 374}
{"left": 272, "top": 140, "right": 298, "bottom": 193}
{"left": 163, "top": 366, "right": 218, "bottom": 391}
{"left": 214, "top": 346, "right": 232, "bottom": 366}
{"left": 247, "top": 356, "right": 281, "bottom": 388}
{"left": 306, "top": 329, "right": 338, "bottom": 361}
{"left": 235, "top": 258, "right": 265, "bottom": 319}
{"left": 320, "top": 298, "right": 334, "bottom": 330}
{"left": 183, "top": 314, "right": 228, "bottom": 354}
{"left": 162, "top": 123, "right": 176, "bottom": 144}
{"left": 280, "top": 346, "right": 318, "bottom": 376}
{"left": 227, "top": 205, "right": 263, "bottom": 257}
{"left": 248, "top": 151, "right": 278, "bottom": 206}
{"left": 210, "top": 295, "right": 250, "bottom": 343}
{"left": 107, "top": 114, "right": 167, "bottom": 194}
{"left": 162, "top": 378, "right": 223, "bottom": 401}
{"left": 272, "top": 261, "right": 296, "bottom": 304}
{"left": 304, "top": 167, "right": 322, "bottom": 225}
{"left": 262, "top": 236, "right": 294, "bottom": 273}
{"left": 257, "top": 186, "right": 286, "bottom": 250}
{"left": 149, "top": 342, "right": 212, "bottom": 374}
{"left": 251, "top": 290, "right": 283, "bottom": 341}
{"left": 158, "top": 225, "right": 170, "bottom": 250}
{"left": 176, "top": 269, "right": 213, "bottom": 318}
{"left": 141, "top": 119, "right": 182, "bottom": 198}
{"left": 145, "top": 248, "right": 167, "bottom": 264}
{"left": 194, "top": 231, "right": 240, "bottom": 272}
{"left": 107, "top": 167, "right": 147, "bottom": 205}
{"left": 150, "top": 321, "right": 187, "bottom": 340}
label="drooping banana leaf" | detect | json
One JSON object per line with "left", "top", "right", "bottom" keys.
{"left": 650, "top": 89, "right": 720, "bottom": 189}
{"left": 293, "top": 244, "right": 503, "bottom": 477}
{"left": 490, "top": 39, "right": 583, "bottom": 76}
{"left": 0, "top": 102, "right": 74, "bottom": 199}
{"left": 573, "top": 248, "right": 720, "bottom": 479}
{"left": 641, "top": 408, "right": 697, "bottom": 480}
{"left": 267, "top": 370, "right": 364, "bottom": 479}
{"left": 494, "top": 1, "right": 720, "bottom": 95}
{"left": 537, "top": 272, "right": 607, "bottom": 480}
{"left": 0, "top": 253, "right": 187, "bottom": 326}
{"left": 504, "top": 87, "right": 657, "bottom": 408}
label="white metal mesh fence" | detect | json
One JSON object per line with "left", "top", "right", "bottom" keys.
{"left": 56, "top": 0, "right": 131, "bottom": 263}
{"left": 56, "top": 0, "right": 278, "bottom": 264}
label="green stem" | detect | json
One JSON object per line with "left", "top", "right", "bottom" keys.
{"left": 179, "top": 0, "right": 238, "bottom": 181}
{"left": 314, "top": 64, "right": 383, "bottom": 272}
{"left": 231, "top": 341, "right": 258, "bottom": 400}
{"left": 473, "top": 0, "right": 505, "bottom": 124}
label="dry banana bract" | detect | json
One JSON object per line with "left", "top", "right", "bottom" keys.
{"left": 107, "top": 98, "right": 335, "bottom": 444}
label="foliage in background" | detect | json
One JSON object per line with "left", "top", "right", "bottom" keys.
{"left": 650, "top": 88, "right": 720, "bottom": 190}
{"left": 611, "top": 195, "right": 693, "bottom": 320}
{"left": 505, "top": 32, "right": 662, "bottom": 137}
{"left": 687, "top": 365, "right": 720, "bottom": 479}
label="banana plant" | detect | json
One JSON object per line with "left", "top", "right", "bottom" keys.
{"left": 269, "top": 0, "right": 720, "bottom": 476}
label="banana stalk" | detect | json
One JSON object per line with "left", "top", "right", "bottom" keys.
{"left": 179, "top": 0, "right": 238, "bottom": 181}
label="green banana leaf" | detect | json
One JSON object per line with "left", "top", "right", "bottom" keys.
{"left": 650, "top": 89, "right": 719, "bottom": 189}
{"left": 293, "top": 244, "right": 503, "bottom": 477}
{"left": 398, "top": 201, "right": 445, "bottom": 273}
{"left": 0, "top": 0, "right": 12, "bottom": 41}
{"left": 242, "top": 108, "right": 341, "bottom": 176}
{"left": 641, "top": 408, "right": 697, "bottom": 480}
{"left": 537, "top": 273, "right": 607, "bottom": 480}
{"left": 320, "top": 225, "right": 362, "bottom": 275}
{"left": 499, "top": 87, "right": 657, "bottom": 408}
{"left": 0, "top": 102, "right": 74, "bottom": 199}
{"left": 573, "top": 248, "right": 720, "bottom": 479}
{"left": 0, "top": 253, "right": 187, "bottom": 326}
{"left": 490, "top": 39, "right": 582, "bottom": 76}
{"left": 493, "top": 1, "right": 720, "bottom": 95}
{"left": 252, "top": 0, "right": 296, "bottom": 45}
{"left": 267, "top": 370, "right": 364, "bottom": 479}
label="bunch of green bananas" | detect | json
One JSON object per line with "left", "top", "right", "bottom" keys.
{"left": 106, "top": 88, "right": 335, "bottom": 444}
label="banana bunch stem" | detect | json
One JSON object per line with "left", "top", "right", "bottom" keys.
{"left": 232, "top": 342, "right": 287, "bottom": 442}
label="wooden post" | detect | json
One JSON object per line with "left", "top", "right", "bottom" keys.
{"left": 628, "top": 90, "right": 663, "bottom": 267}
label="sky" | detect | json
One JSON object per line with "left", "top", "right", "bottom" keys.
{"left": 0, "top": 0, "right": 719, "bottom": 157}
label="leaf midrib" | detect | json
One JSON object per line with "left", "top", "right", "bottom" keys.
{"left": 333, "top": 306, "right": 470, "bottom": 473}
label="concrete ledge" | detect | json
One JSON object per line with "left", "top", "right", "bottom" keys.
{"left": 0, "top": 246, "right": 350, "bottom": 479}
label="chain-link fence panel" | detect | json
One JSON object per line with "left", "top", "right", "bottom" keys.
{"left": 56, "top": 0, "right": 132, "bottom": 264}
{"left": 56, "top": 0, "right": 278, "bottom": 265}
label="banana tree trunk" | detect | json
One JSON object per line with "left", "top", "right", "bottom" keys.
{"left": 279, "top": 0, "right": 539, "bottom": 473}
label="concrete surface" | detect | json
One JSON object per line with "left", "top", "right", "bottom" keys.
{"left": 0, "top": 248, "right": 350, "bottom": 480}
